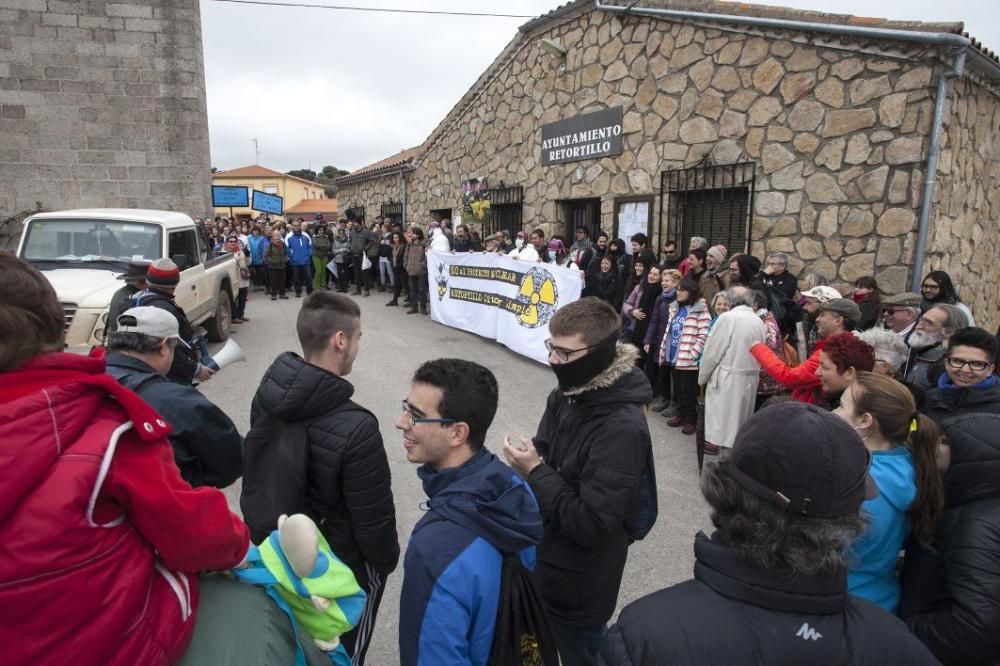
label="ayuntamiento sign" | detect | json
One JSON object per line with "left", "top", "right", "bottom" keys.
{"left": 540, "top": 106, "right": 623, "bottom": 166}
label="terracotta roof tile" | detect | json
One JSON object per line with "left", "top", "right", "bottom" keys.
{"left": 334, "top": 147, "right": 421, "bottom": 184}
{"left": 286, "top": 198, "right": 338, "bottom": 214}
{"left": 213, "top": 165, "right": 320, "bottom": 187}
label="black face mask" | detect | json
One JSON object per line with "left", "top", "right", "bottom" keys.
{"left": 551, "top": 333, "right": 618, "bottom": 391}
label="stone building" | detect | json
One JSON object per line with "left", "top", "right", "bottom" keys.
{"left": 0, "top": 0, "right": 211, "bottom": 246}
{"left": 335, "top": 0, "right": 1000, "bottom": 329}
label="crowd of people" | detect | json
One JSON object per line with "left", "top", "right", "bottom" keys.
{"left": 1, "top": 206, "right": 999, "bottom": 666}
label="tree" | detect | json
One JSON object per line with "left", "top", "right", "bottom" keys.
{"left": 321, "top": 165, "right": 349, "bottom": 179}
{"left": 287, "top": 168, "right": 318, "bottom": 182}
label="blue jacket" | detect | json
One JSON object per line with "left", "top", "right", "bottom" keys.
{"left": 848, "top": 446, "right": 915, "bottom": 612}
{"left": 399, "top": 449, "right": 543, "bottom": 666}
{"left": 247, "top": 235, "right": 269, "bottom": 265}
{"left": 286, "top": 231, "right": 312, "bottom": 266}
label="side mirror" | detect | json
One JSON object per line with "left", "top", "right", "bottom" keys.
{"left": 171, "top": 254, "right": 190, "bottom": 270}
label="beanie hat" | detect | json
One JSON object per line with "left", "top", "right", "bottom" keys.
{"left": 707, "top": 245, "right": 728, "bottom": 265}
{"left": 146, "top": 258, "right": 180, "bottom": 288}
{"left": 548, "top": 239, "right": 566, "bottom": 252}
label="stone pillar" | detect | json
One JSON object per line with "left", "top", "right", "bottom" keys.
{"left": 0, "top": 0, "right": 211, "bottom": 244}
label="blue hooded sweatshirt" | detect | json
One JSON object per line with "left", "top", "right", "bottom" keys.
{"left": 399, "top": 449, "right": 543, "bottom": 666}
{"left": 848, "top": 446, "right": 916, "bottom": 612}
{"left": 286, "top": 231, "right": 312, "bottom": 266}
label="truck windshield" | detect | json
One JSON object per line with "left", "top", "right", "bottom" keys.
{"left": 21, "top": 219, "right": 162, "bottom": 264}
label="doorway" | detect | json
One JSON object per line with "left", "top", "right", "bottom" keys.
{"left": 557, "top": 197, "right": 602, "bottom": 240}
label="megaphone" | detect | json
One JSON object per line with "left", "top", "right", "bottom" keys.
{"left": 212, "top": 338, "right": 246, "bottom": 370}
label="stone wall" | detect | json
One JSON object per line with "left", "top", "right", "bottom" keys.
{"left": 0, "top": 0, "right": 211, "bottom": 245}
{"left": 926, "top": 76, "right": 1000, "bottom": 332}
{"left": 405, "top": 9, "right": 956, "bottom": 297}
{"left": 335, "top": 170, "right": 405, "bottom": 222}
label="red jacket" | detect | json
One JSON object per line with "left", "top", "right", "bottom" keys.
{"left": 0, "top": 353, "right": 249, "bottom": 666}
{"left": 750, "top": 339, "right": 826, "bottom": 404}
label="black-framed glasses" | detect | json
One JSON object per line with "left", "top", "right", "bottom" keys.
{"left": 544, "top": 338, "right": 600, "bottom": 362}
{"left": 945, "top": 357, "right": 992, "bottom": 372}
{"left": 400, "top": 400, "right": 457, "bottom": 427}
{"left": 921, "top": 283, "right": 940, "bottom": 291}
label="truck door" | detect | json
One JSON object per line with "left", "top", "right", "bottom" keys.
{"left": 167, "top": 228, "right": 205, "bottom": 319}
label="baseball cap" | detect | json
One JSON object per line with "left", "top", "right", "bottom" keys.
{"left": 882, "top": 292, "right": 921, "bottom": 308}
{"left": 729, "top": 402, "right": 878, "bottom": 517}
{"left": 817, "top": 298, "right": 862, "bottom": 322}
{"left": 116, "top": 307, "right": 190, "bottom": 348}
{"left": 800, "top": 285, "right": 841, "bottom": 303}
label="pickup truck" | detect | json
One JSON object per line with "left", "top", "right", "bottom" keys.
{"left": 17, "top": 209, "right": 238, "bottom": 348}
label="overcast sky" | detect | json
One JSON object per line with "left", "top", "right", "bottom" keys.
{"left": 200, "top": 0, "right": 999, "bottom": 173}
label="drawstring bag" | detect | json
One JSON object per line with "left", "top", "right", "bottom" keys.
{"left": 487, "top": 554, "right": 559, "bottom": 666}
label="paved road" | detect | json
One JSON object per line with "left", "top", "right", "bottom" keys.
{"left": 203, "top": 286, "right": 713, "bottom": 664}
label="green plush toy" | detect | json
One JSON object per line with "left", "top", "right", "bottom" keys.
{"left": 233, "top": 514, "right": 366, "bottom": 666}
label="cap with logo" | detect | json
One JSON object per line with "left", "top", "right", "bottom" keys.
{"left": 729, "top": 402, "right": 878, "bottom": 517}
{"left": 146, "top": 258, "right": 180, "bottom": 288}
{"left": 882, "top": 292, "right": 922, "bottom": 308}
{"left": 800, "top": 285, "right": 842, "bottom": 303}
{"left": 817, "top": 297, "right": 862, "bottom": 322}
{"left": 115, "top": 306, "right": 190, "bottom": 348}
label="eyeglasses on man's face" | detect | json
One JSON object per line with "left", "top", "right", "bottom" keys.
{"left": 400, "top": 400, "right": 457, "bottom": 427}
{"left": 545, "top": 338, "right": 601, "bottom": 362}
{"left": 921, "top": 282, "right": 941, "bottom": 292}
{"left": 945, "top": 357, "right": 992, "bottom": 372}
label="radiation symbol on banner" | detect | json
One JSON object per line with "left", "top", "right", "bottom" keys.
{"left": 516, "top": 266, "right": 559, "bottom": 328}
{"left": 436, "top": 263, "right": 448, "bottom": 301}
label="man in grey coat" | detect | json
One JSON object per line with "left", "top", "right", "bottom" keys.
{"left": 348, "top": 216, "right": 375, "bottom": 296}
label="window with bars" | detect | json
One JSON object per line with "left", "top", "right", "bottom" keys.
{"left": 381, "top": 202, "right": 403, "bottom": 227}
{"left": 345, "top": 206, "right": 365, "bottom": 222}
{"left": 483, "top": 185, "right": 523, "bottom": 237}
{"left": 659, "top": 161, "right": 756, "bottom": 254}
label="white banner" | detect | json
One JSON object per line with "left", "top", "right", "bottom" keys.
{"left": 426, "top": 251, "right": 584, "bottom": 364}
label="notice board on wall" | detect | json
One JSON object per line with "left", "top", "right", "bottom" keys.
{"left": 616, "top": 199, "right": 651, "bottom": 254}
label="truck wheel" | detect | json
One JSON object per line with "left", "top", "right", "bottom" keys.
{"left": 205, "top": 289, "right": 232, "bottom": 342}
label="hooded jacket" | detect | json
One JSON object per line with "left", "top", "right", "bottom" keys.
{"left": 0, "top": 353, "right": 249, "bottom": 666}
{"left": 242, "top": 352, "right": 400, "bottom": 574}
{"left": 847, "top": 446, "right": 916, "bottom": 612}
{"left": 528, "top": 344, "right": 653, "bottom": 627}
{"left": 899, "top": 412, "right": 1000, "bottom": 665}
{"left": 399, "top": 449, "right": 543, "bottom": 666}
{"left": 600, "top": 531, "right": 938, "bottom": 665}
{"left": 286, "top": 231, "right": 313, "bottom": 266}
{"left": 106, "top": 352, "right": 243, "bottom": 489}
{"left": 922, "top": 374, "right": 1000, "bottom": 423}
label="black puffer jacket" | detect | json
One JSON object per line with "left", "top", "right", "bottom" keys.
{"left": 899, "top": 412, "right": 1000, "bottom": 665}
{"left": 527, "top": 344, "right": 652, "bottom": 627}
{"left": 243, "top": 352, "right": 400, "bottom": 574}
{"left": 600, "top": 531, "right": 939, "bottom": 665}
{"left": 922, "top": 377, "right": 1000, "bottom": 423}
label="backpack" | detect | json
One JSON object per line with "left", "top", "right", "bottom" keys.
{"left": 241, "top": 401, "right": 366, "bottom": 545}
{"left": 567, "top": 407, "right": 659, "bottom": 543}
{"left": 487, "top": 554, "right": 559, "bottom": 666}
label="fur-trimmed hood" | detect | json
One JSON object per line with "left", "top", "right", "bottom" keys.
{"left": 562, "top": 342, "right": 651, "bottom": 405}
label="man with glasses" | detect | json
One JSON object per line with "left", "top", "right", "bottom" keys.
{"left": 396, "top": 359, "right": 543, "bottom": 665}
{"left": 241, "top": 292, "right": 398, "bottom": 666}
{"left": 880, "top": 292, "right": 921, "bottom": 338}
{"left": 902, "top": 303, "right": 969, "bottom": 389}
{"left": 923, "top": 327, "right": 1000, "bottom": 423}
{"left": 503, "top": 297, "right": 653, "bottom": 665}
